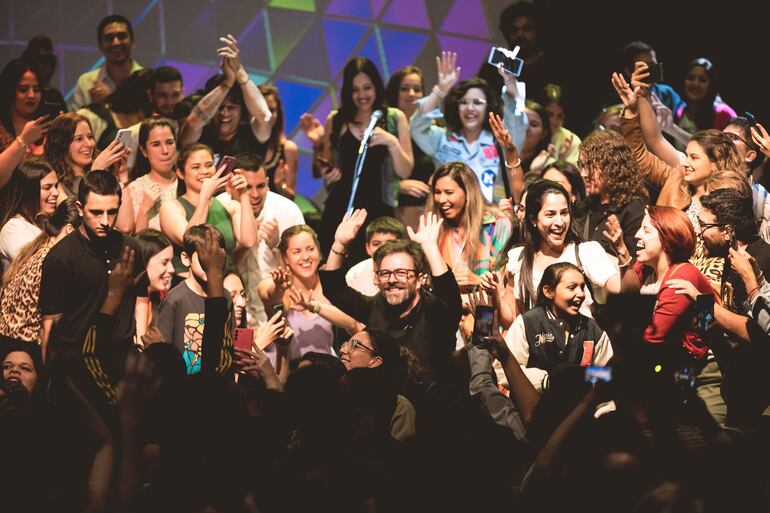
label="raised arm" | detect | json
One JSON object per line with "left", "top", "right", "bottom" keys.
{"left": 178, "top": 56, "right": 236, "bottom": 146}
{"left": 489, "top": 111, "right": 524, "bottom": 203}
{"left": 325, "top": 208, "right": 368, "bottom": 271}
{"left": 0, "top": 117, "right": 50, "bottom": 188}
{"left": 158, "top": 164, "right": 229, "bottom": 245}
{"left": 632, "top": 62, "right": 684, "bottom": 167}
{"left": 218, "top": 34, "right": 272, "bottom": 143}
{"left": 407, "top": 212, "right": 447, "bottom": 276}
{"left": 226, "top": 171, "right": 258, "bottom": 249}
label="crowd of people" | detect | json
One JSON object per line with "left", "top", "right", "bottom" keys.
{"left": 1, "top": 4, "right": 770, "bottom": 512}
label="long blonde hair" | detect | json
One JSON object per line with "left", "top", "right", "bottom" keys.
{"left": 425, "top": 162, "right": 489, "bottom": 267}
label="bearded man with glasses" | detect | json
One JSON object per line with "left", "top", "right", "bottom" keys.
{"left": 320, "top": 210, "right": 461, "bottom": 383}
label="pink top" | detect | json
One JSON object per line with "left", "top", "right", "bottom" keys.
{"left": 675, "top": 99, "right": 737, "bottom": 131}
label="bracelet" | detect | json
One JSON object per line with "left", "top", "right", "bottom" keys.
{"left": 504, "top": 158, "right": 521, "bottom": 169}
{"left": 330, "top": 244, "right": 348, "bottom": 257}
{"left": 309, "top": 300, "right": 322, "bottom": 314}
{"left": 237, "top": 78, "right": 249, "bottom": 86}
{"left": 618, "top": 255, "right": 632, "bottom": 269}
{"left": 432, "top": 85, "right": 446, "bottom": 99}
{"left": 16, "top": 136, "right": 29, "bottom": 153}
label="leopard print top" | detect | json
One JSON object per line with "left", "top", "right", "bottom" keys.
{"left": 0, "top": 240, "right": 54, "bottom": 342}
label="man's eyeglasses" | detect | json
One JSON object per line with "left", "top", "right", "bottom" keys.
{"left": 375, "top": 269, "right": 416, "bottom": 282}
{"left": 341, "top": 338, "right": 376, "bottom": 354}
{"left": 458, "top": 98, "right": 487, "bottom": 107}
{"left": 697, "top": 219, "right": 726, "bottom": 233}
{"left": 725, "top": 131, "right": 750, "bottom": 147}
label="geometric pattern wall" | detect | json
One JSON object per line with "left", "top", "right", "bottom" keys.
{"left": 0, "top": 0, "right": 518, "bottom": 197}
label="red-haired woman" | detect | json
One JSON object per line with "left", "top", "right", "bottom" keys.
{"left": 606, "top": 205, "right": 716, "bottom": 360}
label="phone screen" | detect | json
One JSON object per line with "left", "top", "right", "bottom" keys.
{"left": 472, "top": 306, "right": 495, "bottom": 346}
{"left": 487, "top": 47, "right": 524, "bottom": 77}
{"left": 218, "top": 155, "right": 237, "bottom": 177}
{"left": 644, "top": 63, "right": 664, "bottom": 84}
{"left": 115, "top": 129, "right": 132, "bottom": 147}
{"left": 584, "top": 365, "right": 612, "bottom": 384}
{"left": 272, "top": 304, "right": 284, "bottom": 318}
{"left": 695, "top": 294, "right": 715, "bottom": 332}
{"left": 42, "top": 101, "right": 65, "bottom": 120}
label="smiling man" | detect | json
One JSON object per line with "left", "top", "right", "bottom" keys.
{"left": 224, "top": 153, "right": 303, "bottom": 326}
{"left": 68, "top": 14, "right": 144, "bottom": 111}
{"left": 39, "top": 171, "right": 146, "bottom": 372}
{"left": 320, "top": 210, "right": 461, "bottom": 383}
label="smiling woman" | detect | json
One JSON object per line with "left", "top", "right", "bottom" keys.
{"left": 0, "top": 158, "right": 59, "bottom": 272}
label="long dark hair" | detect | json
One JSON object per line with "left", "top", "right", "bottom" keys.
{"left": 680, "top": 58, "right": 718, "bottom": 131}
{"left": 2, "top": 198, "right": 80, "bottom": 286}
{"left": 332, "top": 57, "right": 386, "bottom": 145}
{"left": 0, "top": 58, "right": 43, "bottom": 137}
{"left": 136, "top": 228, "right": 172, "bottom": 264}
{"left": 105, "top": 68, "right": 151, "bottom": 114}
{"left": 518, "top": 180, "right": 582, "bottom": 310}
{"left": 258, "top": 84, "right": 284, "bottom": 158}
{"left": 0, "top": 157, "right": 54, "bottom": 229}
{"left": 131, "top": 117, "right": 178, "bottom": 180}
{"left": 385, "top": 65, "right": 424, "bottom": 109}
{"left": 522, "top": 100, "right": 552, "bottom": 171}
{"left": 444, "top": 77, "right": 502, "bottom": 135}
{"left": 43, "top": 112, "right": 92, "bottom": 191}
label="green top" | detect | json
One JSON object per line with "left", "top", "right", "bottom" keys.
{"left": 173, "top": 196, "right": 236, "bottom": 273}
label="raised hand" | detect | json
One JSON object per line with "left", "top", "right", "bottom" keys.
{"left": 228, "top": 170, "right": 248, "bottom": 200}
{"left": 558, "top": 134, "right": 574, "bottom": 160}
{"left": 254, "top": 310, "right": 288, "bottom": 350}
{"left": 751, "top": 123, "right": 770, "bottom": 159}
{"left": 109, "top": 246, "right": 145, "bottom": 299}
{"left": 270, "top": 266, "right": 292, "bottom": 292}
{"left": 194, "top": 227, "right": 226, "bottom": 275}
{"left": 602, "top": 214, "right": 629, "bottom": 262}
{"left": 489, "top": 112, "right": 517, "bottom": 155}
{"left": 436, "top": 51, "right": 461, "bottom": 95}
{"left": 529, "top": 145, "right": 554, "bottom": 173}
{"left": 199, "top": 163, "right": 230, "bottom": 200}
{"left": 218, "top": 34, "right": 243, "bottom": 76}
{"left": 89, "top": 80, "right": 111, "bottom": 104}
{"left": 407, "top": 212, "right": 443, "bottom": 249}
{"left": 19, "top": 116, "right": 52, "bottom": 146}
{"left": 259, "top": 218, "right": 279, "bottom": 248}
{"left": 92, "top": 137, "right": 125, "bottom": 170}
{"left": 629, "top": 62, "right": 652, "bottom": 98}
{"left": 334, "top": 208, "right": 368, "bottom": 248}
{"left": 610, "top": 72, "right": 639, "bottom": 113}
{"left": 287, "top": 286, "right": 314, "bottom": 311}
{"left": 728, "top": 247, "right": 762, "bottom": 285}
{"left": 300, "top": 113, "right": 325, "bottom": 145}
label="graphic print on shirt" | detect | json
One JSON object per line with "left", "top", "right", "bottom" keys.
{"left": 183, "top": 312, "right": 205, "bottom": 374}
{"left": 534, "top": 332, "right": 555, "bottom": 347}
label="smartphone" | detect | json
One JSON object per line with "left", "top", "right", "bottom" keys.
{"left": 41, "top": 101, "right": 65, "bottom": 120}
{"left": 114, "top": 128, "right": 133, "bottom": 148}
{"left": 642, "top": 63, "right": 664, "bottom": 84}
{"left": 233, "top": 327, "right": 255, "bottom": 351}
{"left": 487, "top": 46, "right": 524, "bottom": 77}
{"left": 744, "top": 111, "right": 757, "bottom": 128}
{"left": 217, "top": 155, "right": 238, "bottom": 177}
{"left": 471, "top": 305, "right": 495, "bottom": 346}
{"left": 272, "top": 303, "right": 284, "bottom": 319}
{"left": 584, "top": 365, "right": 612, "bottom": 384}
{"left": 695, "top": 294, "right": 715, "bottom": 332}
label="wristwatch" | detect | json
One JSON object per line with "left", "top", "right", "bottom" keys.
{"left": 309, "top": 300, "right": 322, "bottom": 314}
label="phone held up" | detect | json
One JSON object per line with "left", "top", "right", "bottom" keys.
{"left": 471, "top": 305, "right": 496, "bottom": 348}
{"left": 584, "top": 365, "right": 612, "bottom": 384}
{"left": 217, "top": 155, "right": 238, "bottom": 177}
{"left": 695, "top": 294, "right": 715, "bottom": 332}
{"left": 642, "top": 63, "right": 664, "bottom": 84}
{"left": 114, "top": 128, "right": 133, "bottom": 148}
{"left": 41, "top": 101, "right": 66, "bottom": 121}
{"left": 233, "top": 327, "right": 255, "bottom": 351}
{"left": 487, "top": 46, "right": 524, "bottom": 77}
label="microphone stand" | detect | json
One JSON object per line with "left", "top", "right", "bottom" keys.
{"left": 346, "top": 130, "right": 374, "bottom": 212}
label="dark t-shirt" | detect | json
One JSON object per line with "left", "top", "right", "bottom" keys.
{"left": 200, "top": 122, "right": 260, "bottom": 160}
{"left": 156, "top": 280, "right": 232, "bottom": 375}
{"left": 39, "top": 229, "right": 147, "bottom": 369}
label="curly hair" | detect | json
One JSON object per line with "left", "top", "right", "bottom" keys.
{"left": 580, "top": 129, "right": 649, "bottom": 207}
{"left": 701, "top": 188, "right": 757, "bottom": 242}
{"left": 444, "top": 77, "right": 502, "bottom": 135}
{"left": 43, "top": 112, "right": 92, "bottom": 191}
